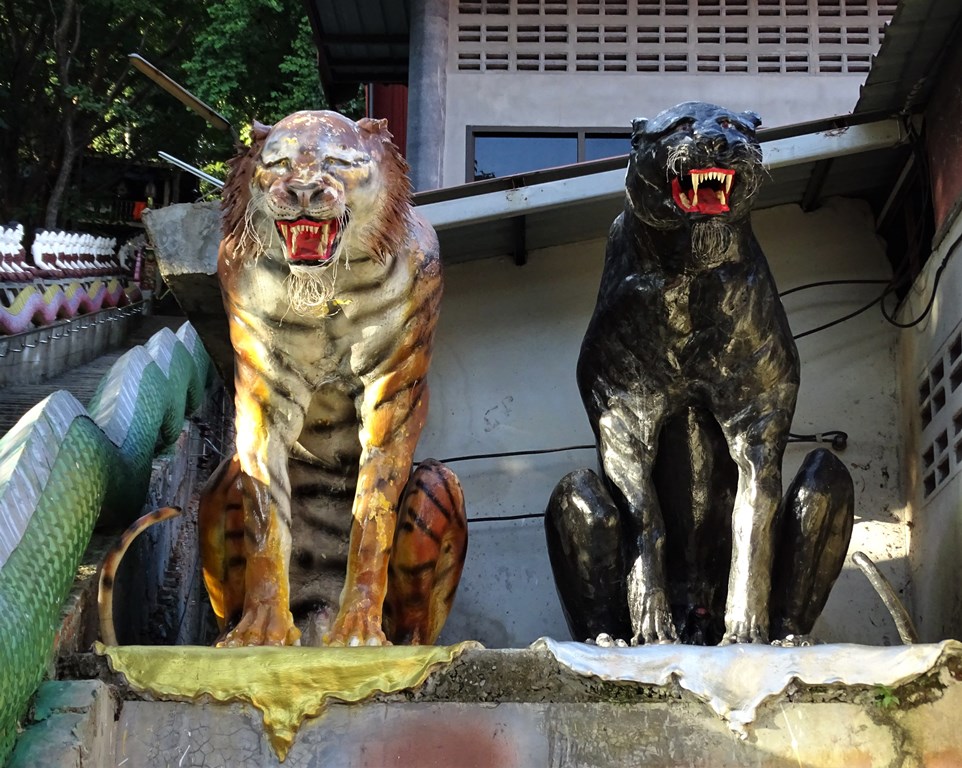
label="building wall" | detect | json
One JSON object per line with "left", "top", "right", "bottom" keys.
{"left": 419, "top": 196, "right": 905, "bottom": 647}
{"left": 442, "top": 71, "right": 865, "bottom": 184}
{"left": 899, "top": 199, "right": 962, "bottom": 642}
{"left": 420, "top": 0, "right": 896, "bottom": 188}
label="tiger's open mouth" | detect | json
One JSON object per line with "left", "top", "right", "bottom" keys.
{"left": 276, "top": 218, "right": 341, "bottom": 263}
{"left": 671, "top": 168, "right": 735, "bottom": 215}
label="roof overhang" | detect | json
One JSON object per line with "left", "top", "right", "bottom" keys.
{"left": 414, "top": 116, "right": 910, "bottom": 264}
{"left": 302, "top": 0, "right": 410, "bottom": 106}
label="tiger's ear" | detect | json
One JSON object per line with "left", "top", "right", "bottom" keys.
{"left": 631, "top": 117, "right": 648, "bottom": 148}
{"left": 739, "top": 111, "right": 762, "bottom": 129}
{"left": 251, "top": 120, "right": 272, "bottom": 142}
{"left": 358, "top": 117, "right": 388, "bottom": 134}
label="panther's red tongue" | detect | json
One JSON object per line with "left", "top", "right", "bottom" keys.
{"left": 671, "top": 168, "right": 734, "bottom": 215}
{"left": 276, "top": 219, "right": 339, "bottom": 261}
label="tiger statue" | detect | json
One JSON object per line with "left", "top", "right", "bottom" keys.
{"left": 202, "top": 110, "right": 467, "bottom": 647}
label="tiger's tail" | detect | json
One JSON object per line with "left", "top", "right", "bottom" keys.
{"left": 97, "top": 506, "right": 183, "bottom": 646}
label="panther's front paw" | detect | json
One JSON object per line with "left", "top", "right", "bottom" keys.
{"left": 631, "top": 589, "right": 678, "bottom": 645}
{"left": 720, "top": 615, "right": 769, "bottom": 645}
{"left": 218, "top": 604, "right": 301, "bottom": 647}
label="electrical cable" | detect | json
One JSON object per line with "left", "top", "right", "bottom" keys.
{"left": 778, "top": 278, "right": 889, "bottom": 298}
{"left": 438, "top": 444, "right": 594, "bottom": 464}
{"left": 788, "top": 430, "right": 848, "bottom": 449}
{"left": 880, "top": 226, "right": 962, "bottom": 329}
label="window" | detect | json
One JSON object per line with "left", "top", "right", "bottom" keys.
{"left": 468, "top": 128, "right": 630, "bottom": 181}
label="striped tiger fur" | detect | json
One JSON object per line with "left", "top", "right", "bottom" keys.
{"left": 209, "top": 110, "right": 467, "bottom": 647}
{"left": 98, "top": 506, "right": 182, "bottom": 646}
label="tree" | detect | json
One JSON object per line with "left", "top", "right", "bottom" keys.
{"left": 0, "top": 0, "right": 361, "bottom": 230}
{"left": 185, "top": 0, "right": 330, "bottom": 128}
{"left": 0, "top": 0, "right": 206, "bottom": 228}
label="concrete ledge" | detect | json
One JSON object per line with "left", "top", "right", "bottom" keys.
{"left": 52, "top": 643, "right": 962, "bottom": 767}
{"left": 8, "top": 681, "right": 116, "bottom": 768}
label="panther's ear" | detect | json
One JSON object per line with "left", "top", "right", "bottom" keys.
{"left": 631, "top": 117, "right": 648, "bottom": 147}
{"left": 740, "top": 111, "right": 762, "bottom": 130}
{"left": 251, "top": 120, "right": 272, "bottom": 142}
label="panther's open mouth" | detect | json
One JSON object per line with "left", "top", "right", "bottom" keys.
{"left": 671, "top": 168, "right": 735, "bottom": 215}
{"left": 276, "top": 218, "right": 341, "bottom": 263}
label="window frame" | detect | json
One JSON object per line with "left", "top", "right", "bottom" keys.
{"left": 466, "top": 125, "right": 631, "bottom": 182}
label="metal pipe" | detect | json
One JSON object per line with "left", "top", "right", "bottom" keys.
{"left": 157, "top": 152, "right": 224, "bottom": 189}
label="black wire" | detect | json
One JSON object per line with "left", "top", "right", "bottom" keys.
{"left": 438, "top": 444, "right": 594, "bottom": 464}
{"left": 788, "top": 430, "right": 848, "bottom": 449}
{"left": 779, "top": 278, "right": 889, "bottom": 298}
{"left": 792, "top": 293, "right": 885, "bottom": 340}
{"left": 880, "top": 227, "right": 962, "bottom": 329}
{"left": 470, "top": 512, "right": 545, "bottom": 524}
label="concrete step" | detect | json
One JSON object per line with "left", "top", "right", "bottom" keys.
{"left": 0, "top": 313, "right": 188, "bottom": 435}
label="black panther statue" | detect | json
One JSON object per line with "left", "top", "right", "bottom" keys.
{"left": 546, "top": 102, "right": 854, "bottom": 646}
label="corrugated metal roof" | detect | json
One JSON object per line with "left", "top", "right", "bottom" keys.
{"left": 856, "top": 0, "right": 962, "bottom": 115}
{"left": 302, "top": 0, "right": 410, "bottom": 106}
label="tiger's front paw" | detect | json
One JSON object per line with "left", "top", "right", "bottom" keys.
{"left": 218, "top": 603, "right": 301, "bottom": 647}
{"left": 324, "top": 602, "right": 390, "bottom": 647}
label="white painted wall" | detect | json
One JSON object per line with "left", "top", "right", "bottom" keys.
{"left": 898, "top": 210, "right": 962, "bottom": 642}
{"left": 421, "top": 196, "right": 906, "bottom": 648}
{"left": 441, "top": 72, "right": 866, "bottom": 187}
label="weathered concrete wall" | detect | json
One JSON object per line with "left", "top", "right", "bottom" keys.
{"left": 15, "top": 644, "right": 962, "bottom": 767}
{"left": 143, "top": 202, "right": 233, "bottom": 385}
{"left": 899, "top": 206, "right": 962, "bottom": 641}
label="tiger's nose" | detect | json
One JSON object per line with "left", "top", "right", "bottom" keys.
{"left": 286, "top": 182, "right": 324, "bottom": 209}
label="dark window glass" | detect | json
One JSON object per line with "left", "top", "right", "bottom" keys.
{"left": 474, "top": 134, "right": 577, "bottom": 180}
{"left": 584, "top": 134, "right": 631, "bottom": 160}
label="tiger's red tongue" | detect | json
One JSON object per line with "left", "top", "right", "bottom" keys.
{"left": 276, "top": 219, "right": 338, "bottom": 262}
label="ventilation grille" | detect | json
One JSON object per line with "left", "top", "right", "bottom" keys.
{"left": 455, "top": 0, "right": 894, "bottom": 73}
{"left": 919, "top": 323, "right": 962, "bottom": 500}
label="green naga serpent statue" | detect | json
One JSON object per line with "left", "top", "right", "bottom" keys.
{"left": 0, "top": 321, "right": 211, "bottom": 763}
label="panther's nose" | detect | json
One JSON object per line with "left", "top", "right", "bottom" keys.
{"left": 697, "top": 133, "right": 728, "bottom": 154}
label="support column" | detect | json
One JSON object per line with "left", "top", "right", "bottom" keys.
{"left": 407, "top": 0, "right": 449, "bottom": 192}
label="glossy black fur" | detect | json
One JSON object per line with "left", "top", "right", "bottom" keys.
{"left": 546, "top": 103, "right": 854, "bottom": 645}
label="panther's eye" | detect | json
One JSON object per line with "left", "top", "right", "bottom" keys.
{"left": 718, "top": 118, "right": 732, "bottom": 129}
{"left": 670, "top": 121, "right": 693, "bottom": 135}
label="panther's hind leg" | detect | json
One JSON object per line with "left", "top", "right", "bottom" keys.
{"left": 545, "top": 468, "right": 631, "bottom": 643}
{"left": 770, "top": 447, "right": 855, "bottom": 640}
{"left": 384, "top": 459, "right": 468, "bottom": 645}
{"left": 198, "top": 454, "right": 248, "bottom": 637}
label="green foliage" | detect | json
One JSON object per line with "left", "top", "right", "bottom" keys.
{"left": 873, "top": 684, "right": 901, "bottom": 709}
{"left": 0, "top": 0, "right": 363, "bottom": 228}
{"left": 183, "top": 0, "right": 362, "bottom": 131}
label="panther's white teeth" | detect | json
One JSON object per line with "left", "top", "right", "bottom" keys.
{"left": 717, "top": 190, "right": 727, "bottom": 206}
{"left": 724, "top": 174, "right": 733, "bottom": 193}
{"left": 679, "top": 191, "right": 692, "bottom": 208}
{"left": 691, "top": 174, "right": 700, "bottom": 198}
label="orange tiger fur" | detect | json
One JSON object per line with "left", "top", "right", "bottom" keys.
{"left": 208, "top": 110, "right": 466, "bottom": 647}
{"left": 98, "top": 506, "right": 182, "bottom": 646}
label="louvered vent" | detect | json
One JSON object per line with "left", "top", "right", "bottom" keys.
{"left": 454, "top": 0, "right": 894, "bottom": 73}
